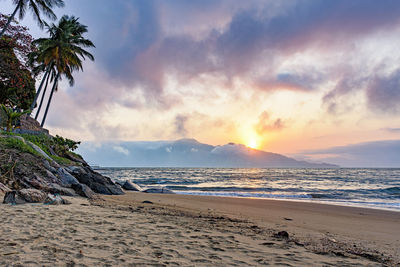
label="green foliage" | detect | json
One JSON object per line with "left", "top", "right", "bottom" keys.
{"left": 0, "top": 37, "right": 36, "bottom": 110}
{"left": 53, "top": 135, "right": 81, "bottom": 151}
{"left": 0, "top": 104, "right": 30, "bottom": 131}
{"left": 49, "top": 154, "right": 74, "bottom": 165}
{"left": 0, "top": 136, "right": 39, "bottom": 156}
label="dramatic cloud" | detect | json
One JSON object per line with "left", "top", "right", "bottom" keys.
{"left": 366, "top": 70, "right": 400, "bottom": 113}
{"left": 2, "top": 0, "right": 400, "bottom": 163}
{"left": 254, "top": 111, "right": 284, "bottom": 135}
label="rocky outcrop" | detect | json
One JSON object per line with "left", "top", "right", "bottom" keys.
{"left": 122, "top": 181, "right": 142, "bottom": 191}
{"left": 0, "top": 133, "right": 124, "bottom": 201}
{"left": 68, "top": 166, "right": 124, "bottom": 195}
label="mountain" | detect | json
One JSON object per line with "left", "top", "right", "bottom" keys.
{"left": 77, "top": 138, "right": 337, "bottom": 168}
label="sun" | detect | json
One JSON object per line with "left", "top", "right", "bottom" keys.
{"left": 247, "top": 139, "right": 258, "bottom": 149}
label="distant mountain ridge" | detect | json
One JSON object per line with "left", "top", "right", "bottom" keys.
{"left": 78, "top": 138, "right": 337, "bottom": 168}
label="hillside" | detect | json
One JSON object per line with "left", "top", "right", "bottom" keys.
{"left": 78, "top": 138, "right": 337, "bottom": 168}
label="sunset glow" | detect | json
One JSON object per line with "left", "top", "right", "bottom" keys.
{"left": 3, "top": 0, "right": 399, "bottom": 167}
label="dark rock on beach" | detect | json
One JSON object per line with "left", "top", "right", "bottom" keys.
{"left": 69, "top": 166, "right": 124, "bottom": 195}
{"left": 3, "top": 189, "right": 47, "bottom": 204}
{"left": 122, "top": 181, "right": 142, "bottom": 191}
{"left": 44, "top": 194, "right": 71, "bottom": 205}
{"left": 143, "top": 188, "right": 175, "bottom": 194}
{"left": 71, "top": 183, "right": 96, "bottom": 199}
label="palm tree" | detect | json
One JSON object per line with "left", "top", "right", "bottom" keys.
{"left": 0, "top": 0, "right": 64, "bottom": 38}
{"left": 0, "top": 104, "right": 30, "bottom": 132}
{"left": 30, "top": 15, "right": 95, "bottom": 127}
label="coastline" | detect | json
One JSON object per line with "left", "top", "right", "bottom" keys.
{"left": 1, "top": 191, "right": 399, "bottom": 266}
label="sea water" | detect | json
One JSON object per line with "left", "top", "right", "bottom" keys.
{"left": 96, "top": 168, "right": 400, "bottom": 212}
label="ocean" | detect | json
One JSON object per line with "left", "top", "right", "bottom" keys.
{"left": 96, "top": 168, "right": 400, "bottom": 212}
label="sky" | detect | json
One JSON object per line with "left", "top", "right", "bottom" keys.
{"left": 1, "top": 0, "right": 400, "bottom": 166}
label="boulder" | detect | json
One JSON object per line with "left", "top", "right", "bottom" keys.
{"left": 44, "top": 194, "right": 70, "bottom": 205}
{"left": 0, "top": 182, "right": 11, "bottom": 193}
{"left": 69, "top": 167, "right": 124, "bottom": 195}
{"left": 19, "top": 188, "right": 47, "bottom": 203}
{"left": 143, "top": 188, "right": 175, "bottom": 194}
{"left": 71, "top": 183, "right": 96, "bottom": 199}
{"left": 43, "top": 159, "right": 57, "bottom": 173}
{"left": 47, "top": 183, "right": 77, "bottom": 196}
{"left": 57, "top": 167, "right": 79, "bottom": 187}
{"left": 3, "top": 191, "right": 25, "bottom": 204}
{"left": 23, "top": 174, "right": 49, "bottom": 190}
{"left": 26, "top": 141, "right": 52, "bottom": 160}
{"left": 45, "top": 170, "right": 58, "bottom": 183}
{"left": 122, "top": 181, "right": 142, "bottom": 191}
{"left": 3, "top": 189, "right": 47, "bottom": 204}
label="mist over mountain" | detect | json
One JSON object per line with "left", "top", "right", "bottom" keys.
{"left": 77, "top": 139, "right": 336, "bottom": 168}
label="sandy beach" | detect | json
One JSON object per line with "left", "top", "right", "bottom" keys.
{"left": 1, "top": 192, "right": 399, "bottom": 266}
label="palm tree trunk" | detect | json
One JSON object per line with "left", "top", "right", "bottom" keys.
{"left": 34, "top": 70, "right": 51, "bottom": 120}
{"left": 29, "top": 67, "right": 50, "bottom": 115}
{"left": 0, "top": 4, "right": 20, "bottom": 38}
{"left": 41, "top": 73, "right": 59, "bottom": 127}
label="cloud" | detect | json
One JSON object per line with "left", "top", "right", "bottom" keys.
{"left": 174, "top": 114, "right": 188, "bottom": 137}
{"left": 382, "top": 128, "right": 400, "bottom": 133}
{"left": 300, "top": 140, "right": 400, "bottom": 167}
{"left": 254, "top": 111, "right": 284, "bottom": 135}
{"left": 62, "top": 0, "right": 400, "bottom": 109}
{"left": 366, "top": 69, "right": 400, "bottom": 113}
{"left": 18, "top": 0, "right": 400, "bottom": 140}
{"left": 112, "top": 145, "right": 130, "bottom": 156}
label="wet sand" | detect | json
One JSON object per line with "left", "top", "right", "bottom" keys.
{"left": 1, "top": 192, "right": 399, "bottom": 266}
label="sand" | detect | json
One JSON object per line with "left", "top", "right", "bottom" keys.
{"left": 0, "top": 192, "right": 399, "bottom": 266}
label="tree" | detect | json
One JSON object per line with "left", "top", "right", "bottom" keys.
{"left": 0, "top": 37, "right": 35, "bottom": 110}
{"left": 0, "top": 13, "right": 35, "bottom": 67}
{"left": 30, "top": 15, "right": 95, "bottom": 127}
{"left": 0, "top": 0, "right": 64, "bottom": 38}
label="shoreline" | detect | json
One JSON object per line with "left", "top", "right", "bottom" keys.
{"left": 173, "top": 191, "right": 400, "bottom": 213}
{"left": 100, "top": 192, "right": 400, "bottom": 265}
{"left": 1, "top": 191, "right": 399, "bottom": 266}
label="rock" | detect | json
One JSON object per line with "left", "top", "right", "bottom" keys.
{"left": 45, "top": 170, "right": 58, "bottom": 183}
{"left": 19, "top": 188, "right": 47, "bottom": 203}
{"left": 67, "top": 165, "right": 85, "bottom": 173}
{"left": 47, "top": 183, "right": 77, "bottom": 196}
{"left": 143, "top": 188, "right": 175, "bottom": 194}
{"left": 69, "top": 167, "right": 124, "bottom": 195}
{"left": 0, "top": 182, "right": 11, "bottom": 193}
{"left": 57, "top": 168, "right": 79, "bottom": 187}
{"left": 42, "top": 159, "right": 57, "bottom": 173}
{"left": 71, "top": 183, "right": 96, "bottom": 199}
{"left": 44, "top": 194, "right": 71, "bottom": 205}
{"left": 3, "top": 189, "right": 47, "bottom": 204}
{"left": 3, "top": 191, "right": 25, "bottom": 204}
{"left": 26, "top": 141, "right": 51, "bottom": 160}
{"left": 23, "top": 173, "right": 49, "bottom": 190}
{"left": 142, "top": 200, "right": 153, "bottom": 204}
{"left": 122, "top": 181, "right": 142, "bottom": 191}
{"left": 274, "top": 231, "right": 289, "bottom": 239}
